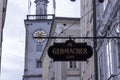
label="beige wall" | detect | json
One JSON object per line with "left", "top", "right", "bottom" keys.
{"left": 80, "top": 0, "right": 95, "bottom": 80}
{"left": 42, "top": 17, "right": 81, "bottom": 80}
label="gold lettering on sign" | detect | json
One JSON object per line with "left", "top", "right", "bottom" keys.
{"left": 52, "top": 48, "right": 88, "bottom": 54}
{"left": 83, "top": 48, "right": 88, "bottom": 54}
{"left": 65, "top": 48, "right": 69, "bottom": 54}
{"left": 66, "top": 55, "right": 75, "bottom": 59}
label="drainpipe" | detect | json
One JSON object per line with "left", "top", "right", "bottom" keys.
{"left": 92, "top": 0, "right": 98, "bottom": 80}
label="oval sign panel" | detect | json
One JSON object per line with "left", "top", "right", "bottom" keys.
{"left": 48, "top": 40, "right": 93, "bottom": 61}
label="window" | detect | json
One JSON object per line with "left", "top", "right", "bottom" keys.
{"left": 40, "top": 8, "right": 42, "bottom": 14}
{"left": 36, "top": 60, "right": 42, "bottom": 68}
{"left": 99, "top": 53, "right": 104, "bottom": 80}
{"left": 117, "top": 39, "right": 120, "bottom": 67}
{"left": 116, "top": 22, "right": 120, "bottom": 68}
{"left": 115, "top": 8, "right": 120, "bottom": 67}
{"left": 116, "top": 25, "right": 120, "bottom": 33}
{"left": 116, "top": 9, "right": 120, "bottom": 33}
{"left": 36, "top": 45, "right": 42, "bottom": 52}
{"left": 69, "top": 61, "right": 77, "bottom": 69}
{"left": 106, "top": 40, "right": 113, "bottom": 78}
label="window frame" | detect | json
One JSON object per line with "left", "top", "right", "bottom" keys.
{"left": 36, "top": 60, "right": 42, "bottom": 68}
{"left": 117, "top": 38, "right": 120, "bottom": 68}
{"left": 36, "top": 44, "right": 43, "bottom": 52}
{"left": 99, "top": 52, "right": 104, "bottom": 80}
{"left": 68, "top": 61, "right": 78, "bottom": 69}
{"left": 106, "top": 40, "right": 114, "bottom": 78}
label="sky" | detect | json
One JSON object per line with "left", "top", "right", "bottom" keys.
{"left": 0, "top": 0, "right": 80, "bottom": 80}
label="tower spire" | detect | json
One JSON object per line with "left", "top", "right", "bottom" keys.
{"left": 53, "top": 0, "right": 56, "bottom": 15}
{"left": 34, "top": 0, "right": 49, "bottom": 15}
{"left": 28, "top": 0, "right": 32, "bottom": 14}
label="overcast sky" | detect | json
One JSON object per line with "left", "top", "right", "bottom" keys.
{"left": 0, "top": 0, "right": 80, "bottom": 80}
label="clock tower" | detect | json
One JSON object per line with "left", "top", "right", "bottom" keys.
{"left": 23, "top": 0, "right": 54, "bottom": 80}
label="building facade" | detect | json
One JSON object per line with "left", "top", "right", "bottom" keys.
{"left": 40, "top": 17, "right": 81, "bottom": 80}
{"left": 96, "top": 0, "right": 120, "bottom": 80}
{"left": 80, "top": 0, "right": 120, "bottom": 80}
{"left": 0, "top": 0, "right": 7, "bottom": 72}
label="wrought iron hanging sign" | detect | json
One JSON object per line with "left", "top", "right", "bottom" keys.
{"left": 48, "top": 39, "right": 93, "bottom": 61}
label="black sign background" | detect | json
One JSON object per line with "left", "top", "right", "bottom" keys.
{"left": 48, "top": 40, "right": 93, "bottom": 61}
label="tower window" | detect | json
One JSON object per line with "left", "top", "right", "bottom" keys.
{"left": 36, "top": 45, "right": 42, "bottom": 52}
{"left": 36, "top": 60, "right": 42, "bottom": 68}
{"left": 40, "top": 8, "right": 42, "bottom": 14}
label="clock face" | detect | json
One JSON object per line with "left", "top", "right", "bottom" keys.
{"left": 33, "top": 29, "right": 47, "bottom": 43}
